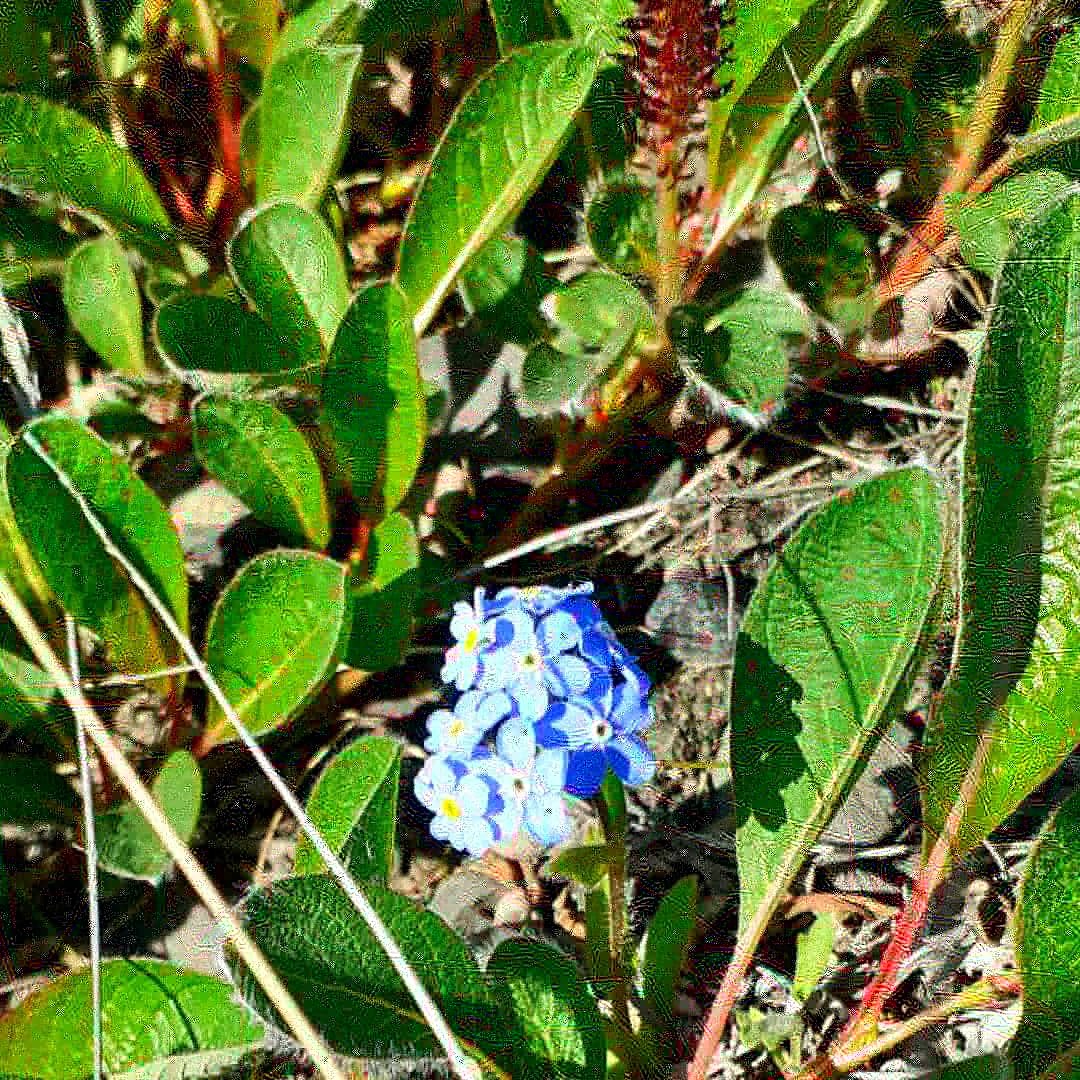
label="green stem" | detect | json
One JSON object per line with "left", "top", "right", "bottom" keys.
{"left": 655, "top": 152, "right": 682, "bottom": 322}
{"left": 599, "top": 773, "right": 632, "bottom": 1036}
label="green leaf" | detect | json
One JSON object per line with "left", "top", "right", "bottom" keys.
{"left": 708, "top": 0, "right": 889, "bottom": 236}
{"left": 96, "top": 751, "right": 202, "bottom": 882}
{"left": 545, "top": 843, "right": 610, "bottom": 889}
{"left": 768, "top": 204, "right": 874, "bottom": 327}
{"left": 154, "top": 292, "right": 319, "bottom": 377}
{"left": 1012, "top": 791, "right": 1080, "bottom": 1079}
{"left": 0, "top": 958, "right": 264, "bottom": 1079}
{"left": 930, "top": 1058, "right": 1013, "bottom": 1080}
{"left": 521, "top": 342, "right": 596, "bottom": 411}
{"left": 0, "top": 757, "right": 75, "bottom": 826}
{"left": 459, "top": 233, "right": 552, "bottom": 346}
{"left": 0, "top": 205, "right": 73, "bottom": 289}
{"left": 639, "top": 876, "right": 698, "bottom": 1035}
{"left": 62, "top": 235, "right": 145, "bottom": 374}
{"left": 193, "top": 396, "right": 330, "bottom": 548}
{"left": 0, "top": 7, "right": 50, "bottom": 91}
{"left": 792, "top": 913, "right": 836, "bottom": 1003}
{"left": 342, "top": 511, "right": 419, "bottom": 670}
{"left": 228, "top": 200, "right": 350, "bottom": 353}
{"left": 322, "top": 282, "right": 425, "bottom": 515}
{"left": 174, "top": 0, "right": 280, "bottom": 69}
{"left": 231, "top": 873, "right": 501, "bottom": 1062}
{"left": 485, "top": 937, "right": 606, "bottom": 1080}
{"left": 552, "top": 0, "right": 634, "bottom": 55}
{"left": 7, "top": 415, "right": 188, "bottom": 682}
{"left": 545, "top": 270, "right": 651, "bottom": 356}
{"left": 0, "top": 93, "right": 175, "bottom": 258}
{"left": 203, "top": 550, "right": 347, "bottom": 743}
{"left": 1034, "top": 25, "right": 1080, "bottom": 130}
{"left": 731, "top": 467, "right": 943, "bottom": 953}
{"left": 584, "top": 179, "right": 657, "bottom": 278}
{"left": 396, "top": 43, "right": 601, "bottom": 333}
{"left": 945, "top": 170, "right": 1074, "bottom": 279}
{"left": 487, "top": 0, "right": 552, "bottom": 52}
{"left": 921, "top": 196, "right": 1080, "bottom": 854}
{"left": 293, "top": 734, "right": 401, "bottom": 881}
{"left": 256, "top": 46, "right": 363, "bottom": 209}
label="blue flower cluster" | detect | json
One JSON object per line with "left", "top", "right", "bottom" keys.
{"left": 414, "top": 584, "right": 655, "bottom": 856}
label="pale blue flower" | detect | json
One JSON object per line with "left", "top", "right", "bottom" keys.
{"left": 424, "top": 689, "right": 512, "bottom": 755}
{"left": 414, "top": 754, "right": 507, "bottom": 856}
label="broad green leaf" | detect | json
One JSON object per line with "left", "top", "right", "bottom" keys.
{"left": 521, "top": 341, "right": 596, "bottom": 411}
{"left": 921, "top": 196, "right": 1080, "bottom": 853}
{"left": 552, "top": 0, "right": 633, "bottom": 55}
{"left": 203, "top": 550, "right": 347, "bottom": 743}
{"left": 0, "top": 205, "right": 73, "bottom": 289}
{"left": 1012, "top": 791, "right": 1080, "bottom": 1079}
{"left": 154, "top": 293, "right": 318, "bottom": 377}
{"left": 1034, "top": 25, "right": 1080, "bottom": 130}
{"left": 231, "top": 873, "right": 501, "bottom": 1062}
{"left": 0, "top": 958, "right": 264, "bottom": 1079}
{"left": 945, "top": 170, "right": 1073, "bottom": 278}
{"left": 274, "top": 0, "right": 461, "bottom": 59}
{"left": 63, "top": 235, "right": 145, "bottom": 373}
{"left": 0, "top": 757, "right": 75, "bottom": 826}
{"left": 0, "top": 93, "right": 175, "bottom": 258}
{"left": 0, "top": 7, "right": 50, "bottom": 91}
{"left": 768, "top": 204, "right": 873, "bottom": 326}
{"left": 708, "top": 0, "right": 889, "bottom": 235}
{"left": 792, "top": 913, "right": 836, "bottom": 1002}
{"left": 545, "top": 270, "right": 651, "bottom": 356}
{"left": 228, "top": 200, "right": 350, "bottom": 353}
{"left": 639, "top": 876, "right": 698, "bottom": 1035}
{"left": 485, "top": 937, "right": 606, "bottom": 1079}
{"left": 322, "top": 282, "right": 424, "bottom": 514}
{"left": 487, "top": 0, "right": 552, "bottom": 52}
{"left": 396, "top": 43, "right": 601, "bottom": 333}
{"left": 193, "top": 396, "right": 330, "bottom": 548}
{"left": 293, "top": 734, "right": 401, "bottom": 880}
{"left": 342, "top": 511, "right": 419, "bottom": 670}
{"left": 96, "top": 751, "right": 202, "bottom": 882}
{"left": 584, "top": 179, "right": 657, "bottom": 277}
{"left": 546, "top": 843, "right": 610, "bottom": 890}
{"left": 256, "top": 45, "right": 363, "bottom": 209}
{"left": 731, "top": 468, "right": 943, "bottom": 954}
{"left": 7, "top": 415, "right": 188, "bottom": 682}
{"left": 706, "top": 0, "right": 821, "bottom": 161}
{"left": 459, "top": 233, "right": 552, "bottom": 346}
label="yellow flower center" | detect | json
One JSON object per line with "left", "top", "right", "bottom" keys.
{"left": 522, "top": 650, "right": 541, "bottom": 671}
{"left": 463, "top": 627, "right": 480, "bottom": 653}
{"left": 440, "top": 796, "right": 462, "bottom": 820}
{"left": 449, "top": 720, "right": 466, "bottom": 738}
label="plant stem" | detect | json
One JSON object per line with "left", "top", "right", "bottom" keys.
{"left": 0, "top": 573, "right": 349, "bottom": 1080}
{"left": 878, "top": 0, "right": 1039, "bottom": 301}
{"left": 80, "top": 0, "right": 128, "bottom": 149}
{"left": 655, "top": 150, "right": 682, "bottom": 322}
{"left": 600, "top": 774, "right": 633, "bottom": 1035}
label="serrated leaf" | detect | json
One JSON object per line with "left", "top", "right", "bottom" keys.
{"left": 63, "top": 235, "right": 144, "bottom": 373}
{"left": 0, "top": 756, "right": 75, "bottom": 826}
{"left": 732, "top": 468, "right": 943, "bottom": 957}
{"left": 0, "top": 205, "right": 73, "bottom": 289}
{"left": 256, "top": 45, "right": 362, "bottom": 209}
{"left": 459, "top": 233, "right": 552, "bottom": 346}
{"left": 792, "top": 913, "right": 836, "bottom": 1003}
{"left": 921, "top": 196, "right": 1080, "bottom": 854}
{"left": 1012, "top": 790, "right": 1080, "bottom": 1079}
{"left": 396, "top": 43, "right": 601, "bottom": 333}
{"left": 293, "top": 734, "right": 401, "bottom": 880}
{"left": 708, "top": 0, "right": 889, "bottom": 236}
{"left": 0, "top": 93, "right": 175, "bottom": 258}
{"left": 0, "top": 958, "right": 264, "bottom": 1079}
{"left": 7, "top": 415, "right": 188, "bottom": 683}
{"left": 154, "top": 292, "right": 318, "bottom": 377}
{"left": 228, "top": 200, "right": 350, "bottom": 353}
{"left": 945, "top": 170, "right": 1074, "bottom": 279}
{"left": 203, "top": 550, "right": 347, "bottom": 744}
{"left": 584, "top": 179, "right": 657, "bottom": 277}
{"left": 546, "top": 843, "right": 610, "bottom": 889}
{"left": 342, "top": 511, "right": 419, "bottom": 670}
{"left": 231, "top": 873, "right": 502, "bottom": 1062}
{"left": 193, "top": 396, "right": 330, "bottom": 548}
{"left": 96, "top": 751, "right": 202, "bottom": 882}
{"left": 639, "top": 876, "right": 697, "bottom": 1035}
{"left": 322, "top": 282, "right": 425, "bottom": 515}
{"left": 485, "top": 937, "right": 605, "bottom": 1079}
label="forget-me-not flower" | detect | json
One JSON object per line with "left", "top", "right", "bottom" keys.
{"left": 414, "top": 754, "right": 508, "bottom": 856}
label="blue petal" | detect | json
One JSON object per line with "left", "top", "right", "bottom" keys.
{"left": 606, "top": 735, "right": 655, "bottom": 787}
{"left": 535, "top": 704, "right": 572, "bottom": 749}
{"left": 538, "top": 700, "right": 596, "bottom": 748}
{"left": 459, "top": 818, "right": 498, "bottom": 856}
{"left": 449, "top": 602, "right": 477, "bottom": 641}
{"left": 579, "top": 628, "right": 614, "bottom": 668}
{"left": 564, "top": 748, "right": 608, "bottom": 797}
{"left": 545, "top": 653, "right": 593, "bottom": 697}
{"left": 524, "top": 793, "right": 571, "bottom": 846}
{"left": 472, "top": 690, "right": 513, "bottom": 731}
{"left": 512, "top": 679, "right": 549, "bottom": 722}
{"left": 560, "top": 594, "right": 602, "bottom": 629}
{"left": 456, "top": 773, "right": 493, "bottom": 816}
{"left": 533, "top": 749, "right": 568, "bottom": 793}
{"left": 495, "top": 716, "right": 536, "bottom": 772}
{"left": 538, "top": 609, "right": 582, "bottom": 656}
{"left": 610, "top": 681, "right": 650, "bottom": 734}
{"left": 492, "top": 606, "right": 535, "bottom": 649}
